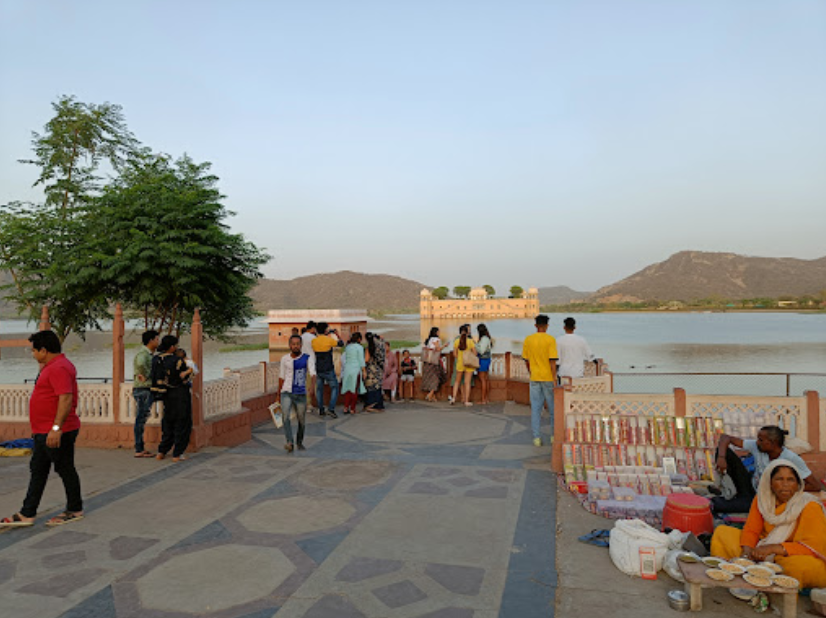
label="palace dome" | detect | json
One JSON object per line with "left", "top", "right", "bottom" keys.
{"left": 420, "top": 289, "right": 433, "bottom": 297}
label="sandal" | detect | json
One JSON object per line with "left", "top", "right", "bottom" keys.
{"left": 577, "top": 529, "right": 610, "bottom": 548}
{"left": 45, "top": 512, "right": 84, "bottom": 527}
{"left": 134, "top": 451, "right": 154, "bottom": 458}
{"left": 0, "top": 513, "right": 34, "bottom": 527}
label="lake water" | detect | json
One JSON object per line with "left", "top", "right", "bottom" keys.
{"left": 2, "top": 313, "right": 825, "bottom": 395}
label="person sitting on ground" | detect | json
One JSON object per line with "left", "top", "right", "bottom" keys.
{"left": 713, "top": 425, "right": 822, "bottom": 514}
{"left": 710, "top": 460, "right": 826, "bottom": 589}
{"left": 400, "top": 350, "right": 416, "bottom": 402}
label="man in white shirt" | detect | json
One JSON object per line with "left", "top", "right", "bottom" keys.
{"left": 557, "top": 317, "right": 597, "bottom": 379}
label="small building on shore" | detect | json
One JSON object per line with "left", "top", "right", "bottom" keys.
{"left": 266, "top": 309, "right": 368, "bottom": 359}
{"left": 420, "top": 288, "right": 540, "bottom": 319}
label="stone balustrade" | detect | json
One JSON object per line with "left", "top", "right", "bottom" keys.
{"left": 203, "top": 375, "right": 243, "bottom": 421}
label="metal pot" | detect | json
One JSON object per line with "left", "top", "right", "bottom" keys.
{"left": 667, "top": 590, "right": 690, "bottom": 612}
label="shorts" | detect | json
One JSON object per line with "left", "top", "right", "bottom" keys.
{"left": 478, "top": 358, "right": 491, "bottom": 372}
{"left": 401, "top": 374, "right": 415, "bottom": 382}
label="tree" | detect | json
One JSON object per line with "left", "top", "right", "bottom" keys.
{"left": 453, "top": 286, "right": 471, "bottom": 298}
{"left": 431, "top": 286, "right": 449, "bottom": 300}
{"left": 88, "top": 153, "right": 270, "bottom": 337}
{"left": 483, "top": 284, "right": 495, "bottom": 297}
{"left": 20, "top": 95, "right": 139, "bottom": 215}
{"left": 510, "top": 285, "right": 524, "bottom": 298}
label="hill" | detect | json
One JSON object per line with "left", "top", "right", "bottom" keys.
{"left": 538, "top": 285, "right": 592, "bottom": 305}
{"left": 250, "top": 271, "right": 426, "bottom": 312}
{"left": 591, "top": 251, "right": 826, "bottom": 303}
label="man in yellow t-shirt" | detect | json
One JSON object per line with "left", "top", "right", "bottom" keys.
{"left": 521, "top": 315, "right": 558, "bottom": 447}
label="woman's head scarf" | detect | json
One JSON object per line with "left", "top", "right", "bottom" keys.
{"left": 756, "top": 458, "right": 819, "bottom": 547}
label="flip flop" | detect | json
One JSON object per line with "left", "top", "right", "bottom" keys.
{"left": 0, "top": 513, "right": 34, "bottom": 527}
{"left": 577, "top": 529, "right": 610, "bottom": 547}
{"left": 45, "top": 512, "right": 84, "bottom": 527}
{"left": 134, "top": 451, "right": 154, "bottom": 458}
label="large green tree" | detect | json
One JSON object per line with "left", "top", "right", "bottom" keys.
{"left": 453, "top": 286, "right": 471, "bottom": 298}
{"left": 88, "top": 153, "right": 270, "bottom": 337}
{"left": 431, "top": 286, "right": 449, "bottom": 300}
{"left": 483, "top": 284, "right": 495, "bottom": 297}
{"left": 1, "top": 95, "right": 269, "bottom": 341}
{"left": 510, "top": 285, "right": 524, "bottom": 298}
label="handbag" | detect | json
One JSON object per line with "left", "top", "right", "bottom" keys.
{"left": 422, "top": 347, "right": 440, "bottom": 365}
{"left": 461, "top": 348, "right": 480, "bottom": 369}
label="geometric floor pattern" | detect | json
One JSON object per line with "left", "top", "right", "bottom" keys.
{"left": 0, "top": 401, "right": 556, "bottom": 618}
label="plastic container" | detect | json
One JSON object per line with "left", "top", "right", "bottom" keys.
{"left": 662, "top": 493, "right": 713, "bottom": 536}
{"left": 667, "top": 590, "right": 690, "bottom": 611}
{"left": 588, "top": 480, "right": 611, "bottom": 501}
{"left": 811, "top": 588, "right": 826, "bottom": 617}
{"left": 613, "top": 487, "right": 637, "bottom": 502}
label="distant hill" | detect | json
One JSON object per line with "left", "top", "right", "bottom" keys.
{"left": 591, "top": 251, "right": 826, "bottom": 303}
{"left": 250, "top": 271, "right": 426, "bottom": 312}
{"left": 538, "top": 285, "right": 592, "bottom": 305}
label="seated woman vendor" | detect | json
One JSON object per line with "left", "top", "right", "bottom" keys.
{"left": 711, "top": 459, "right": 826, "bottom": 589}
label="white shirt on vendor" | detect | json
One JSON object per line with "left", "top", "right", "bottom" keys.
{"left": 557, "top": 333, "right": 595, "bottom": 378}
{"left": 280, "top": 354, "right": 316, "bottom": 395}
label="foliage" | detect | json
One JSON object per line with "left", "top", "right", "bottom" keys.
{"left": 431, "top": 286, "right": 449, "bottom": 300}
{"left": 389, "top": 340, "right": 419, "bottom": 349}
{"left": 88, "top": 153, "right": 270, "bottom": 338}
{"left": 453, "top": 286, "right": 471, "bottom": 298}
{"left": 0, "top": 95, "right": 269, "bottom": 342}
{"left": 483, "top": 284, "right": 495, "bottom": 297}
{"left": 219, "top": 342, "right": 269, "bottom": 352}
{"left": 19, "top": 95, "right": 139, "bottom": 214}
{"left": 510, "top": 285, "right": 524, "bottom": 298}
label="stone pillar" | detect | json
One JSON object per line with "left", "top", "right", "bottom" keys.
{"left": 552, "top": 385, "right": 568, "bottom": 473}
{"left": 259, "top": 360, "right": 268, "bottom": 393}
{"left": 39, "top": 305, "right": 50, "bottom": 331}
{"left": 191, "top": 308, "right": 204, "bottom": 427}
{"left": 674, "top": 388, "right": 686, "bottom": 417}
{"left": 504, "top": 352, "right": 511, "bottom": 380}
{"left": 112, "top": 304, "right": 125, "bottom": 424}
{"left": 806, "top": 390, "right": 820, "bottom": 456}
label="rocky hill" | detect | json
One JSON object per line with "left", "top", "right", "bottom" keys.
{"left": 250, "top": 271, "right": 426, "bottom": 312}
{"left": 538, "top": 285, "right": 592, "bottom": 305}
{"left": 591, "top": 251, "right": 826, "bottom": 302}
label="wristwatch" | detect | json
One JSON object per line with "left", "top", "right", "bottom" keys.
{"left": 51, "top": 424, "right": 61, "bottom": 432}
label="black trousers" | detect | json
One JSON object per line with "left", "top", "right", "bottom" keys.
{"left": 158, "top": 388, "right": 192, "bottom": 457}
{"left": 21, "top": 429, "right": 83, "bottom": 518}
{"left": 710, "top": 446, "right": 756, "bottom": 514}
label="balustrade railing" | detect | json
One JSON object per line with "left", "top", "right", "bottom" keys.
{"left": 229, "top": 364, "right": 266, "bottom": 400}
{"left": 203, "top": 375, "right": 243, "bottom": 421}
{"left": 75, "top": 384, "right": 114, "bottom": 423}
{"left": 685, "top": 394, "right": 807, "bottom": 440}
{"left": 119, "top": 383, "right": 163, "bottom": 426}
{"left": 564, "top": 392, "right": 675, "bottom": 417}
{"left": 0, "top": 384, "right": 34, "bottom": 422}
{"left": 265, "top": 362, "right": 279, "bottom": 393}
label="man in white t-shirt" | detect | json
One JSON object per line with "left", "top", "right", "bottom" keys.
{"left": 557, "top": 317, "right": 597, "bottom": 379}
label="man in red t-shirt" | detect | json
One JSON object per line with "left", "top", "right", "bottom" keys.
{"left": 0, "top": 331, "right": 84, "bottom": 528}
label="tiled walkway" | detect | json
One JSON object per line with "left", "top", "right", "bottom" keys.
{"left": 0, "top": 401, "right": 556, "bottom": 618}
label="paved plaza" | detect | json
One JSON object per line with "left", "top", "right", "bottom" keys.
{"left": 0, "top": 401, "right": 556, "bottom": 618}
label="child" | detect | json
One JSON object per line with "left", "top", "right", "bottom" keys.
{"left": 400, "top": 350, "right": 417, "bottom": 402}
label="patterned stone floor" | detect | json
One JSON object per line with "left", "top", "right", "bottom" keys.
{"left": 0, "top": 401, "right": 556, "bottom": 618}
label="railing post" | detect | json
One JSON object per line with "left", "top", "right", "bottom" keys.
{"left": 786, "top": 374, "right": 791, "bottom": 397}
{"left": 674, "top": 387, "right": 686, "bottom": 417}
{"left": 111, "top": 304, "right": 125, "bottom": 424}
{"left": 191, "top": 308, "right": 204, "bottom": 427}
{"left": 552, "top": 385, "right": 567, "bottom": 473}
{"left": 39, "top": 305, "right": 50, "bottom": 331}
{"left": 805, "top": 390, "right": 820, "bottom": 456}
{"left": 504, "top": 351, "right": 511, "bottom": 380}
{"left": 259, "top": 361, "right": 268, "bottom": 393}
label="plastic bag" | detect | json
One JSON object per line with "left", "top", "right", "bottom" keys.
{"left": 609, "top": 519, "right": 684, "bottom": 577}
{"left": 663, "top": 549, "right": 687, "bottom": 583}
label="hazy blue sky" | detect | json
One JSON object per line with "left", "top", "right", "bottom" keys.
{"left": 1, "top": 1, "right": 824, "bottom": 293}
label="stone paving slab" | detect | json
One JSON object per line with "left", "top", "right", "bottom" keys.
{"left": 0, "top": 401, "right": 558, "bottom": 618}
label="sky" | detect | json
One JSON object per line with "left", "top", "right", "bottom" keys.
{"left": 1, "top": 1, "right": 825, "bottom": 294}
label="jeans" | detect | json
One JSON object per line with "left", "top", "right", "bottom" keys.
{"left": 316, "top": 370, "right": 339, "bottom": 412}
{"left": 157, "top": 388, "right": 192, "bottom": 457}
{"left": 529, "top": 381, "right": 555, "bottom": 439}
{"left": 21, "top": 429, "right": 83, "bottom": 518}
{"left": 281, "top": 393, "right": 307, "bottom": 445}
{"left": 133, "top": 388, "right": 154, "bottom": 453}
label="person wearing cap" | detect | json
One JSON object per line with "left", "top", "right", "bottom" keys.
{"left": 521, "top": 315, "right": 559, "bottom": 447}
{"left": 557, "top": 317, "right": 597, "bottom": 380}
